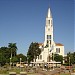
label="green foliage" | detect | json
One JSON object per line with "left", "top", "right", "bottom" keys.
{"left": 0, "top": 53, "right": 6, "bottom": 66}
{"left": 16, "top": 54, "right": 27, "bottom": 62}
{"left": 12, "top": 56, "right": 18, "bottom": 63}
{"left": 0, "top": 47, "right": 10, "bottom": 59}
{"left": 0, "top": 47, "right": 9, "bottom": 65}
{"left": 54, "top": 54, "right": 63, "bottom": 64}
{"left": 0, "top": 43, "right": 18, "bottom": 66}
{"left": 73, "top": 52, "right": 75, "bottom": 63}
{"left": 8, "top": 43, "right": 17, "bottom": 57}
{"left": 0, "top": 43, "right": 28, "bottom": 66}
{"left": 27, "top": 42, "right": 41, "bottom": 63}
{"left": 67, "top": 52, "right": 75, "bottom": 65}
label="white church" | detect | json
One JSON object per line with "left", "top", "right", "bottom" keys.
{"left": 33, "top": 7, "right": 64, "bottom": 64}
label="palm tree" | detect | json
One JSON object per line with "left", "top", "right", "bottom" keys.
{"left": 8, "top": 43, "right": 17, "bottom": 58}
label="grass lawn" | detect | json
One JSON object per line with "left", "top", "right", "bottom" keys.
{"left": 60, "top": 73, "right": 70, "bottom": 75}
{"left": 0, "top": 67, "right": 27, "bottom": 74}
{"left": 0, "top": 67, "right": 72, "bottom": 75}
{"left": 0, "top": 73, "right": 70, "bottom": 75}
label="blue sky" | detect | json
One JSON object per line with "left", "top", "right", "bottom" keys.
{"left": 0, "top": 0, "right": 74, "bottom": 55}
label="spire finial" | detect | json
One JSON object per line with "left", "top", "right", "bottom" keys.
{"left": 47, "top": 7, "right": 52, "bottom": 18}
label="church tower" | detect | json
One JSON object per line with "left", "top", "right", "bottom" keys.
{"left": 44, "top": 8, "right": 54, "bottom": 49}
{"left": 35, "top": 7, "right": 64, "bottom": 63}
{"left": 43, "top": 7, "right": 54, "bottom": 62}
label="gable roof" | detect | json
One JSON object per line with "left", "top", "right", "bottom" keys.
{"left": 55, "top": 43, "right": 64, "bottom": 46}
{"left": 38, "top": 43, "right": 64, "bottom": 46}
{"left": 38, "top": 43, "right": 43, "bottom": 46}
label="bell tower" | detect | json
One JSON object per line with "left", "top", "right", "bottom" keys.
{"left": 44, "top": 8, "right": 54, "bottom": 48}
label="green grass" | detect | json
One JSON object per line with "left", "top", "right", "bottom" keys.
{"left": 0, "top": 67, "right": 21, "bottom": 74}
{"left": 0, "top": 67, "right": 71, "bottom": 75}
{"left": 60, "top": 73, "right": 70, "bottom": 75}
{"left": 0, "top": 67, "right": 35, "bottom": 74}
{"left": 0, "top": 74, "right": 8, "bottom": 75}
{"left": 0, "top": 69, "right": 9, "bottom": 74}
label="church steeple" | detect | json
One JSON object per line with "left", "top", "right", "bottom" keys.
{"left": 44, "top": 7, "right": 53, "bottom": 48}
{"left": 47, "top": 8, "right": 52, "bottom": 18}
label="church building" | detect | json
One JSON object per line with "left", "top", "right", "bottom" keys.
{"left": 35, "top": 7, "right": 64, "bottom": 63}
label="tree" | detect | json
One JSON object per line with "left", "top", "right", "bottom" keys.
{"left": 73, "top": 52, "right": 75, "bottom": 64}
{"left": 67, "top": 52, "right": 75, "bottom": 65}
{"left": 27, "top": 42, "right": 41, "bottom": 63}
{"left": 16, "top": 54, "right": 27, "bottom": 62}
{"left": 12, "top": 56, "right": 18, "bottom": 63}
{"left": 0, "top": 47, "right": 9, "bottom": 64}
{"left": 8, "top": 43, "right": 17, "bottom": 58}
{"left": 11, "top": 56, "right": 18, "bottom": 66}
{"left": 0, "top": 53, "right": 6, "bottom": 66}
{"left": 54, "top": 54, "right": 63, "bottom": 64}
{"left": 0, "top": 43, "right": 18, "bottom": 66}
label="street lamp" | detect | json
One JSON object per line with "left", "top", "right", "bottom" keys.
{"left": 20, "top": 58, "right": 22, "bottom": 71}
{"left": 10, "top": 58, "right": 11, "bottom": 69}
{"left": 69, "top": 57, "right": 70, "bottom": 70}
{"left": 11, "top": 49, "right": 12, "bottom": 59}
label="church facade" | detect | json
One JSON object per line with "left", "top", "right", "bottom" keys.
{"left": 35, "top": 7, "right": 64, "bottom": 63}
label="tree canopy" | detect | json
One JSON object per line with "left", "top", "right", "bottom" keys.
{"left": 27, "top": 42, "right": 41, "bottom": 63}
{"left": 16, "top": 54, "right": 27, "bottom": 62}
{"left": 0, "top": 43, "right": 18, "bottom": 66}
{"left": 54, "top": 54, "right": 63, "bottom": 64}
{"left": 67, "top": 52, "right": 75, "bottom": 65}
{"left": 8, "top": 43, "right": 17, "bottom": 58}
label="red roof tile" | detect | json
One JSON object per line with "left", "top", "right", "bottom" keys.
{"left": 55, "top": 43, "right": 64, "bottom": 46}
{"left": 38, "top": 43, "right": 43, "bottom": 46}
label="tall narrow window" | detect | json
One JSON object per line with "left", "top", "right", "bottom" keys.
{"left": 51, "top": 20, "right": 52, "bottom": 24}
{"left": 50, "top": 40, "right": 51, "bottom": 45}
{"left": 48, "top": 20, "right": 50, "bottom": 24}
{"left": 50, "top": 35, "right": 51, "bottom": 39}
{"left": 40, "top": 55, "right": 42, "bottom": 59}
{"left": 38, "top": 56, "right": 39, "bottom": 59}
{"left": 47, "top": 40, "right": 49, "bottom": 44}
{"left": 47, "top": 35, "right": 51, "bottom": 39}
{"left": 56, "top": 48, "right": 60, "bottom": 53}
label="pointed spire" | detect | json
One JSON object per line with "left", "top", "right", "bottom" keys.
{"left": 47, "top": 8, "right": 52, "bottom": 18}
